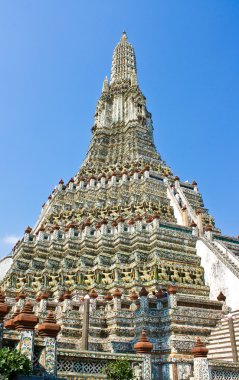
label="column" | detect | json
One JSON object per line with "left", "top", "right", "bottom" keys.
{"left": 139, "top": 287, "right": 149, "bottom": 313}
{"left": 167, "top": 286, "right": 177, "bottom": 309}
{"left": 191, "top": 222, "right": 199, "bottom": 237}
{"left": 196, "top": 208, "right": 203, "bottom": 237}
{"left": 143, "top": 354, "right": 152, "bottom": 380}
{"left": 89, "top": 290, "right": 98, "bottom": 313}
{"left": 37, "top": 311, "right": 61, "bottom": 376}
{"left": 205, "top": 225, "right": 213, "bottom": 241}
{"left": 18, "top": 330, "right": 35, "bottom": 363}
{"left": 192, "top": 337, "right": 211, "bottom": 380}
{"left": 134, "top": 331, "right": 153, "bottom": 380}
{"left": 81, "top": 295, "right": 90, "bottom": 350}
{"left": 182, "top": 206, "right": 189, "bottom": 227}
{"left": 14, "top": 301, "right": 38, "bottom": 365}
{"left": 113, "top": 288, "right": 122, "bottom": 311}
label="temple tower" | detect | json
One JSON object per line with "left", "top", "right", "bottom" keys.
{"left": 0, "top": 33, "right": 239, "bottom": 379}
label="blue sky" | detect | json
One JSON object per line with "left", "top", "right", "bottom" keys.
{"left": 0, "top": 1, "right": 239, "bottom": 258}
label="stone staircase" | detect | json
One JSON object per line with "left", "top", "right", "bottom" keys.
{"left": 201, "top": 237, "right": 239, "bottom": 279}
{"left": 213, "top": 239, "right": 239, "bottom": 271}
{"left": 166, "top": 182, "right": 183, "bottom": 225}
{"left": 207, "top": 310, "right": 239, "bottom": 362}
{"left": 215, "top": 237, "right": 239, "bottom": 259}
{"left": 175, "top": 183, "right": 198, "bottom": 224}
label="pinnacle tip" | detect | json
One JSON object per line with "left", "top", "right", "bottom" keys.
{"left": 121, "top": 31, "right": 127, "bottom": 42}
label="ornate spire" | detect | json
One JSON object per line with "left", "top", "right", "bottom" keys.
{"left": 13, "top": 301, "right": 38, "bottom": 330}
{"left": 37, "top": 311, "right": 61, "bottom": 338}
{"left": 110, "top": 32, "right": 137, "bottom": 86}
{"left": 121, "top": 31, "right": 127, "bottom": 42}
{"left": 81, "top": 32, "right": 162, "bottom": 168}
{"left": 102, "top": 76, "right": 109, "bottom": 93}
{"left": 134, "top": 330, "right": 153, "bottom": 353}
{"left": 192, "top": 337, "right": 208, "bottom": 358}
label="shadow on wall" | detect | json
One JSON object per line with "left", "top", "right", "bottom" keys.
{"left": 0, "top": 255, "right": 13, "bottom": 282}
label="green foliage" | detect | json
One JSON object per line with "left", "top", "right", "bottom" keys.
{"left": 0, "top": 347, "right": 32, "bottom": 380}
{"left": 104, "top": 358, "right": 134, "bottom": 380}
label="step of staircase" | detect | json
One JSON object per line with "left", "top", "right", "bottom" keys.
{"left": 207, "top": 311, "right": 239, "bottom": 362}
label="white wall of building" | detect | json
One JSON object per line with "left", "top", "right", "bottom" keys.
{"left": 196, "top": 239, "right": 239, "bottom": 311}
{"left": 0, "top": 255, "right": 12, "bottom": 282}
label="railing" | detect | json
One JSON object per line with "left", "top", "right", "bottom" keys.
{"left": 175, "top": 183, "right": 198, "bottom": 224}
{"left": 213, "top": 240, "right": 239, "bottom": 269}
{"left": 166, "top": 184, "right": 183, "bottom": 225}
{"left": 210, "top": 361, "right": 239, "bottom": 380}
{"left": 57, "top": 350, "right": 146, "bottom": 380}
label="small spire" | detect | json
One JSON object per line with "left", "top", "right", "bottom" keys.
{"left": 43, "top": 311, "right": 57, "bottom": 324}
{"left": 102, "top": 76, "right": 109, "bottom": 93}
{"left": 21, "top": 301, "right": 34, "bottom": 314}
{"left": 217, "top": 291, "right": 226, "bottom": 302}
{"left": 192, "top": 337, "right": 208, "bottom": 358}
{"left": 139, "top": 286, "right": 149, "bottom": 297}
{"left": 113, "top": 288, "right": 122, "bottom": 298}
{"left": 121, "top": 31, "right": 127, "bottom": 42}
{"left": 37, "top": 311, "right": 61, "bottom": 338}
{"left": 134, "top": 330, "right": 153, "bottom": 354}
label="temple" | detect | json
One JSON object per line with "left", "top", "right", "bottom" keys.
{"left": 0, "top": 32, "right": 239, "bottom": 380}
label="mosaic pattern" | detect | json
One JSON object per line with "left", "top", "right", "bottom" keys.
{"left": 194, "top": 358, "right": 212, "bottom": 380}
{"left": 45, "top": 337, "right": 57, "bottom": 375}
{"left": 143, "top": 355, "right": 152, "bottom": 380}
{"left": 20, "top": 330, "right": 34, "bottom": 363}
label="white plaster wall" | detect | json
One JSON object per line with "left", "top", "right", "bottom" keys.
{"left": 196, "top": 240, "right": 239, "bottom": 311}
{"left": 0, "top": 255, "right": 12, "bottom": 282}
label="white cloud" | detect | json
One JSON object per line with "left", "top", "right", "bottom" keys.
{"left": 2, "top": 235, "right": 21, "bottom": 246}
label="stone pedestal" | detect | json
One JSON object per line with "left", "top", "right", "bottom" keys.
{"left": 17, "top": 329, "right": 35, "bottom": 363}
{"left": 14, "top": 301, "right": 38, "bottom": 366}
{"left": 142, "top": 354, "right": 152, "bottom": 380}
{"left": 38, "top": 311, "right": 61, "bottom": 376}
{"left": 193, "top": 358, "right": 211, "bottom": 380}
{"left": 134, "top": 330, "right": 153, "bottom": 380}
{"left": 45, "top": 337, "right": 57, "bottom": 375}
{"left": 192, "top": 337, "right": 211, "bottom": 380}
